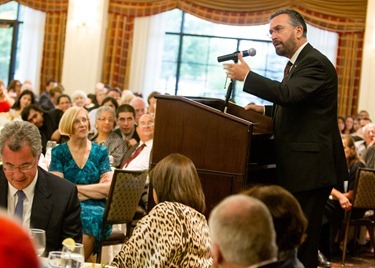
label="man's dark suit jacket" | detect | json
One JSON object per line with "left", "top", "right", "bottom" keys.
{"left": 114, "top": 127, "right": 140, "bottom": 160}
{"left": 114, "top": 127, "right": 140, "bottom": 143}
{"left": 244, "top": 43, "right": 348, "bottom": 193}
{"left": 0, "top": 166, "right": 82, "bottom": 255}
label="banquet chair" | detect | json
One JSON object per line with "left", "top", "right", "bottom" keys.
{"left": 341, "top": 167, "right": 375, "bottom": 265}
{"left": 96, "top": 169, "right": 148, "bottom": 263}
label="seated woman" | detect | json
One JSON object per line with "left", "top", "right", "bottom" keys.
{"left": 111, "top": 153, "right": 212, "bottom": 267}
{"left": 89, "top": 106, "right": 127, "bottom": 168}
{"left": 320, "top": 134, "right": 366, "bottom": 259}
{"left": 49, "top": 106, "right": 113, "bottom": 260}
{"left": 243, "top": 185, "right": 307, "bottom": 268}
{"left": 8, "top": 89, "right": 36, "bottom": 121}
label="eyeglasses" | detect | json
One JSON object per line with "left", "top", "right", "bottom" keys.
{"left": 3, "top": 160, "right": 37, "bottom": 173}
{"left": 139, "top": 121, "right": 154, "bottom": 127}
{"left": 97, "top": 117, "right": 115, "bottom": 123}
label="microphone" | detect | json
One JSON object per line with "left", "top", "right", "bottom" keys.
{"left": 217, "top": 48, "right": 256, "bottom": 62}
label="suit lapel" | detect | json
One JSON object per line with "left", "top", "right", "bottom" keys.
{"left": 30, "top": 168, "right": 54, "bottom": 230}
{"left": 0, "top": 169, "right": 9, "bottom": 208}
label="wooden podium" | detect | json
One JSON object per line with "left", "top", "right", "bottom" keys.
{"left": 150, "top": 95, "right": 276, "bottom": 216}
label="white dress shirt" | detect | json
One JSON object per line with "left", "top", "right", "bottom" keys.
{"left": 7, "top": 170, "right": 38, "bottom": 229}
{"left": 123, "top": 139, "right": 153, "bottom": 171}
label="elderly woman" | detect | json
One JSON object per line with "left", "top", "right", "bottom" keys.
{"left": 71, "top": 90, "right": 88, "bottom": 108}
{"left": 89, "top": 106, "right": 127, "bottom": 168}
{"left": 49, "top": 106, "right": 113, "bottom": 260}
{"left": 111, "top": 153, "right": 212, "bottom": 267}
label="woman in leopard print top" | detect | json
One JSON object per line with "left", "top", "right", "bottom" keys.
{"left": 111, "top": 153, "right": 212, "bottom": 267}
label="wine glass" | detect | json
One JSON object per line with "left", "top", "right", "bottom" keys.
{"left": 48, "top": 251, "right": 63, "bottom": 268}
{"left": 30, "top": 228, "right": 46, "bottom": 257}
{"left": 62, "top": 242, "right": 84, "bottom": 268}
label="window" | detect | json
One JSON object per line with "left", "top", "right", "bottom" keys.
{"left": 157, "top": 9, "right": 338, "bottom": 107}
{"left": 158, "top": 10, "right": 286, "bottom": 106}
{"left": 0, "top": 1, "right": 24, "bottom": 86}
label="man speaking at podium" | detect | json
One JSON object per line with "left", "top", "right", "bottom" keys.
{"left": 224, "top": 9, "right": 347, "bottom": 268}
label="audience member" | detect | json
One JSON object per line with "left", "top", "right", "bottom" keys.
{"left": 121, "top": 89, "right": 135, "bottom": 104}
{"left": 106, "top": 87, "right": 122, "bottom": 106}
{"left": 357, "top": 110, "right": 370, "bottom": 120}
{"left": 243, "top": 185, "right": 307, "bottom": 268}
{"left": 71, "top": 90, "right": 88, "bottom": 108}
{"left": 115, "top": 104, "right": 140, "bottom": 152}
{"left": 56, "top": 94, "right": 72, "bottom": 113}
{"left": 344, "top": 116, "right": 355, "bottom": 134}
{"left": 337, "top": 116, "right": 345, "bottom": 134}
{"left": 7, "top": 79, "right": 22, "bottom": 101}
{"left": 0, "top": 210, "right": 39, "bottom": 268}
{"left": 49, "top": 106, "right": 113, "bottom": 260}
{"left": 89, "top": 106, "right": 127, "bottom": 168}
{"left": 355, "top": 123, "right": 375, "bottom": 157}
{"left": 111, "top": 153, "right": 212, "bottom": 267}
{"left": 8, "top": 89, "right": 36, "bottom": 121}
{"left": 21, "top": 104, "right": 59, "bottom": 154}
{"left": 102, "top": 96, "right": 119, "bottom": 111}
{"left": 129, "top": 96, "right": 146, "bottom": 123}
{"left": 49, "top": 86, "right": 63, "bottom": 108}
{"left": 38, "top": 79, "right": 58, "bottom": 111}
{"left": 0, "top": 80, "right": 11, "bottom": 113}
{"left": 209, "top": 194, "right": 278, "bottom": 268}
{"left": 86, "top": 93, "right": 97, "bottom": 111}
{"left": 94, "top": 83, "right": 107, "bottom": 108}
{"left": 360, "top": 117, "right": 372, "bottom": 128}
{"left": 146, "top": 91, "right": 160, "bottom": 115}
{"left": 89, "top": 96, "right": 119, "bottom": 134}
{"left": 320, "top": 134, "right": 366, "bottom": 261}
{"left": 0, "top": 121, "right": 82, "bottom": 255}
{"left": 364, "top": 146, "right": 375, "bottom": 168}
{"left": 121, "top": 113, "right": 153, "bottom": 170}
{"left": 351, "top": 116, "right": 364, "bottom": 141}
{"left": 20, "top": 82, "right": 33, "bottom": 92}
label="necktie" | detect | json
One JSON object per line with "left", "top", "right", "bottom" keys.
{"left": 14, "top": 190, "right": 25, "bottom": 220}
{"left": 121, "top": 143, "right": 146, "bottom": 168}
{"left": 283, "top": 61, "right": 293, "bottom": 80}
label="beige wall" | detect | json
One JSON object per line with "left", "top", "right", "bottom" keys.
{"left": 358, "top": 0, "right": 375, "bottom": 119}
{"left": 61, "top": 0, "right": 109, "bottom": 95}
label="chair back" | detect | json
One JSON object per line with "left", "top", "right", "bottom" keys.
{"left": 103, "top": 169, "right": 148, "bottom": 225}
{"left": 352, "top": 167, "right": 375, "bottom": 210}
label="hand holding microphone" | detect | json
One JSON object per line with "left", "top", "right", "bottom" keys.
{"left": 223, "top": 54, "right": 251, "bottom": 81}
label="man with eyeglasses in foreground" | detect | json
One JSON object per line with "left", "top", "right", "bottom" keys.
{"left": 224, "top": 9, "right": 348, "bottom": 268}
{"left": 0, "top": 121, "right": 82, "bottom": 256}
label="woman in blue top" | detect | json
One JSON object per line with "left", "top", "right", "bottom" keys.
{"left": 49, "top": 106, "right": 113, "bottom": 260}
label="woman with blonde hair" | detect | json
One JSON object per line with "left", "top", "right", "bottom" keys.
{"left": 111, "top": 153, "right": 212, "bottom": 267}
{"left": 49, "top": 106, "right": 113, "bottom": 260}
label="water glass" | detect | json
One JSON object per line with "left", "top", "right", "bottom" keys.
{"left": 30, "top": 228, "right": 46, "bottom": 257}
{"left": 62, "top": 242, "right": 84, "bottom": 268}
{"left": 47, "top": 251, "right": 64, "bottom": 268}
